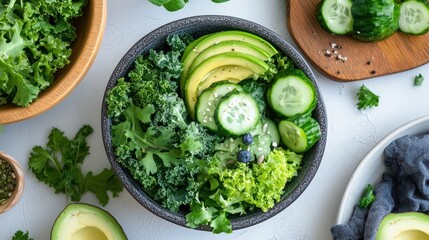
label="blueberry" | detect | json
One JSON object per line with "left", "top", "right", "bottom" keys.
{"left": 237, "top": 150, "right": 251, "bottom": 163}
{"left": 242, "top": 133, "right": 253, "bottom": 145}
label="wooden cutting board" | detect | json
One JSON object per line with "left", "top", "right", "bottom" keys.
{"left": 287, "top": 0, "right": 429, "bottom": 82}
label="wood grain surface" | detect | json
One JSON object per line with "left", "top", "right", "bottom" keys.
{"left": 287, "top": 0, "right": 429, "bottom": 82}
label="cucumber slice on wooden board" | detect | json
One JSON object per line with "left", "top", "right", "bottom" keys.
{"left": 399, "top": 0, "right": 429, "bottom": 35}
{"left": 316, "top": 0, "right": 354, "bottom": 35}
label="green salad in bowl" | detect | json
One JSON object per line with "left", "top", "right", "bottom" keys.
{"left": 101, "top": 15, "right": 327, "bottom": 234}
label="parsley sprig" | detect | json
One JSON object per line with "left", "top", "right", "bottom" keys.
{"left": 357, "top": 85, "right": 379, "bottom": 110}
{"left": 28, "top": 125, "right": 123, "bottom": 206}
{"left": 12, "top": 230, "right": 32, "bottom": 240}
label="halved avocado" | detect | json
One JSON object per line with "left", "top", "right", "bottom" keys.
{"left": 197, "top": 65, "right": 255, "bottom": 95}
{"left": 184, "top": 52, "right": 269, "bottom": 117}
{"left": 180, "top": 30, "right": 278, "bottom": 94}
{"left": 376, "top": 212, "right": 429, "bottom": 240}
{"left": 51, "top": 203, "right": 127, "bottom": 240}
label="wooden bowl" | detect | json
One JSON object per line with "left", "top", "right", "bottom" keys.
{"left": 0, "top": 0, "right": 107, "bottom": 124}
{"left": 0, "top": 152, "right": 25, "bottom": 214}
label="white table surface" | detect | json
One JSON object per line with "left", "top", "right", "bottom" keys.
{"left": 1, "top": 0, "right": 429, "bottom": 239}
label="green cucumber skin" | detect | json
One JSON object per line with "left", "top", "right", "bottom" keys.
{"left": 266, "top": 69, "right": 317, "bottom": 118}
{"left": 289, "top": 115, "right": 321, "bottom": 152}
{"left": 278, "top": 115, "right": 321, "bottom": 153}
{"left": 351, "top": 0, "right": 400, "bottom": 42}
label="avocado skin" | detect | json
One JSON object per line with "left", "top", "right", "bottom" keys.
{"left": 51, "top": 203, "right": 127, "bottom": 240}
{"left": 376, "top": 212, "right": 429, "bottom": 240}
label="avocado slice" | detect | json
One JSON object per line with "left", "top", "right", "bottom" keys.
{"left": 51, "top": 203, "right": 127, "bottom": 240}
{"left": 181, "top": 33, "right": 212, "bottom": 62}
{"left": 197, "top": 65, "right": 255, "bottom": 95}
{"left": 188, "top": 40, "right": 271, "bottom": 74}
{"left": 184, "top": 52, "right": 269, "bottom": 117}
{"left": 376, "top": 212, "right": 429, "bottom": 240}
{"left": 180, "top": 30, "right": 278, "bottom": 94}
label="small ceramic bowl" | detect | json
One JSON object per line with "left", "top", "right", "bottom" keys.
{"left": 0, "top": 152, "right": 25, "bottom": 214}
{"left": 101, "top": 15, "right": 327, "bottom": 231}
{"left": 0, "top": 0, "right": 107, "bottom": 124}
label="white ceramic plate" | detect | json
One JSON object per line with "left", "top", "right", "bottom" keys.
{"left": 336, "top": 115, "right": 429, "bottom": 224}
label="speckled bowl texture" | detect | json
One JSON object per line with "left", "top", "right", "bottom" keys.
{"left": 101, "top": 15, "right": 327, "bottom": 231}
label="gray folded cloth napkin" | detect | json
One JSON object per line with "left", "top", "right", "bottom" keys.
{"left": 331, "top": 133, "right": 429, "bottom": 240}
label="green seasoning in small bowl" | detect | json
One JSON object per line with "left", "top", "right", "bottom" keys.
{"left": 0, "top": 158, "right": 16, "bottom": 205}
{"left": 0, "top": 152, "right": 24, "bottom": 214}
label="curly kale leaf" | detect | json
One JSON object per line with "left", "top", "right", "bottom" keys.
{"left": 0, "top": 0, "right": 86, "bottom": 107}
{"left": 153, "top": 92, "right": 189, "bottom": 130}
{"left": 152, "top": 159, "right": 201, "bottom": 211}
{"left": 105, "top": 78, "right": 131, "bottom": 119}
{"left": 178, "top": 121, "right": 223, "bottom": 158}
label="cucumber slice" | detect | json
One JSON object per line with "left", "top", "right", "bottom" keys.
{"left": 262, "top": 117, "right": 280, "bottom": 145}
{"left": 215, "top": 91, "right": 260, "bottom": 136}
{"left": 316, "top": 0, "right": 354, "bottom": 35}
{"left": 399, "top": 0, "right": 429, "bottom": 35}
{"left": 267, "top": 69, "right": 317, "bottom": 118}
{"left": 195, "top": 82, "right": 242, "bottom": 131}
{"left": 278, "top": 116, "right": 321, "bottom": 153}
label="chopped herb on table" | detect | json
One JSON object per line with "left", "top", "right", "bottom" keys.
{"left": 28, "top": 125, "right": 123, "bottom": 206}
{"left": 357, "top": 84, "right": 379, "bottom": 110}
{"left": 11, "top": 230, "right": 33, "bottom": 240}
{"left": 414, "top": 74, "right": 424, "bottom": 86}
{"left": 0, "top": 157, "right": 16, "bottom": 205}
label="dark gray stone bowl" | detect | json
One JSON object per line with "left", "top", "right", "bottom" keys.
{"left": 101, "top": 15, "right": 327, "bottom": 231}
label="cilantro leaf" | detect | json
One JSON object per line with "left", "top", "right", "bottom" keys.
{"left": 28, "top": 125, "right": 123, "bottom": 206}
{"left": 357, "top": 85, "right": 379, "bottom": 110}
